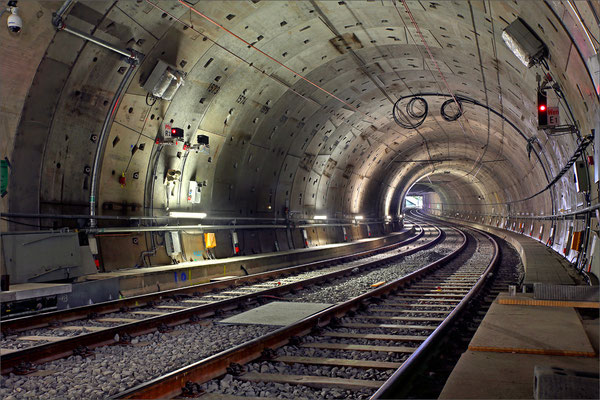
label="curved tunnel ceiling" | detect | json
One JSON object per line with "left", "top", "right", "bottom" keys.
{"left": 3, "top": 0, "right": 599, "bottom": 227}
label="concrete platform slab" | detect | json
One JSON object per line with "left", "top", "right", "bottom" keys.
{"left": 82, "top": 230, "right": 413, "bottom": 298}
{"left": 439, "top": 350, "right": 599, "bottom": 399}
{"left": 0, "top": 282, "right": 72, "bottom": 302}
{"left": 218, "top": 301, "right": 332, "bottom": 326}
{"left": 468, "top": 301, "right": 596, "bottom": 357}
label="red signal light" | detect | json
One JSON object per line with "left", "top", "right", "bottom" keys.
{"left": 537, "top": 91, "right": 548, "bottom": 126}
{"left": 172, "top": 128, "right": 176, "bottom": 134}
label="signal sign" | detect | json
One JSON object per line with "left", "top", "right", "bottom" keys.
{"left": 537, "top": 91, "right": 548, "bottom": 127}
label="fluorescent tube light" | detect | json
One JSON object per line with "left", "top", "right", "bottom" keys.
{"left": 169, "top": 211, "right": 207, "bottom": 219}
{"left": 354, "top": 215, "right": 364, "bottom": 220}
{"left": 313, "top": 215, "right": 327, "bottom": 220}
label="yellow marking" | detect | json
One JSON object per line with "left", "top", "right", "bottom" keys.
{"left": 498, "top": 298, "right": 599, "bottom": 309}
{"left": 468, "top": 345, "right": 597, "bottom": 357}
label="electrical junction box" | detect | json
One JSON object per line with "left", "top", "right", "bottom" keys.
{"left": 165, "top": 231, "right": 182, "bottom": 256}
{"left": 2, "top": 232, "right": 97, "bottom": 284}
{"left": 231, "top": 231, "right": 240, "bottom": 254}
{"left": 573, "top": 160, "right": 590, "bottom": 192}
{"left": 143, "top": 60, "right": 185, "bottom": 101}
{"left": 188, "top": 181, "right": 201, "bottom": 204}
{"left": 197, "top": 135, "right": 209, "bottom": 145}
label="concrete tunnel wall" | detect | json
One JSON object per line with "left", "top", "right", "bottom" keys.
{"left": 1, "top": 1, "right": 598, "bottom": 273}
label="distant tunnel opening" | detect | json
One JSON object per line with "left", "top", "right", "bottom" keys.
{"left": 405, "top": 195, "right": 423, "bottom": 209}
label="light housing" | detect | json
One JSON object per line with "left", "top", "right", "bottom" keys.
{"left": 171, "top": 127, "right": 184, "bottom": 138}
{"left": 142, "top": 60, "right": 185, "bottom": 100}
{"left": 169, "top": 211, "right": 207, "bottom": 219}
{"left": 537, "top": 90, "right": 548, "bottom": 127}
{"left": 501, "top": 18, "right": 547, "bottom": 68}
{"left": 313, "top": 215, "right": 327, "bottom": 220}
{"left": 354, "top": 215, "right": 364, "bottom": 220}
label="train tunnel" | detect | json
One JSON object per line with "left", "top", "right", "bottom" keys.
{"left": 0, "top": 0, "right": 598, "bottom": 399}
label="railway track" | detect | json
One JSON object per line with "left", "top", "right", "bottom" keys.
{"left": 116, "top": 218, "right": 498, "bottom": 399}
{"left": 1, "top": 222, "right": 445, "bottom": 375}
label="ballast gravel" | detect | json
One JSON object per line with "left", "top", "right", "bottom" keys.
{"left": 0, "top": 226, "right": 468, "bottom": 399}
{"left": 0, "top": 316, "right": 275, "bottom": 400}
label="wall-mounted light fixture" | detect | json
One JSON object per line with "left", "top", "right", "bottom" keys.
{"left": 501, "top": 18, "right": 548, "bottom": 68}
{"left": 313, "top": 215, "right": 327, "bottom": 220}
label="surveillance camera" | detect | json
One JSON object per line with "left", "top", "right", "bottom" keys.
{"left": 7, "top": 7, "right": 22, "bottom": 33}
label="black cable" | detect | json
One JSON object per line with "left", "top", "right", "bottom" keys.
{"left": 440, "top": 98, "right": 462, "bottom": 121}
{"left": 393, "top": 96, "right": 428, "bottom": 129}
{"left": 1, "top": 217, "right": 53, "bottom": 229}
{"left": 145, "top": 92, "right": 157, "bottom": 107}
{"left": 407, "top": 97, "right": 427, "bottom": 119}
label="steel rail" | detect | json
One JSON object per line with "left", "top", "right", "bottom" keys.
{"left": 371, "top": 223, "right": 500, "bottom": 398}
{"left": 1, "top": 225, "right": 440, "bottom": 374}
{"left": 115, "top": 224, "right": 466, "bottom": 399}
{"left": 1, "top": 229, "right": 419, "bottom": 333}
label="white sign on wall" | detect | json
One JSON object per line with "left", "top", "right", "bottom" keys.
{"left": 547, "top": 107, "right": 560, "bottom": 126}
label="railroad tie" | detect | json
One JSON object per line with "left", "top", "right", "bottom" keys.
{"left": 16, "top": 336, "right": 65, "bottom": 342}
{"left": 320, "top": 332, "right": 426, "bottom": 342}
{"left": 341, "top": 322, "right": 438, "bottom": 330}
{"left": 52, "top": 326, "right": 107, "bottom": 332}
{"left": 300, "top": 342, "right": 417, "bottom": 353}
{"left": 182, "top": 299, "right": 213, "bottom": 304}
{"left": 154, "top": 305, "right": 189, "bottom": 310}
{"left": 128, "top": 311, "right": 168, "bottom": 316}
{"left": 239, "top": 372, "right": 385, "bottom": 389}
{"left": 380, "top": 302, "right": 456, "bottom": 307}
{"left": 96, "top": 317, "right": 140, "bottom": 323}
{"left": 370, "top": 309, "right": 450, "bottom": 315}
{"left": 275, "top": 356, "right": 401, "bottom": 369}
{"left": 353, "top": 315, "right": 445, "bottom": 322}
